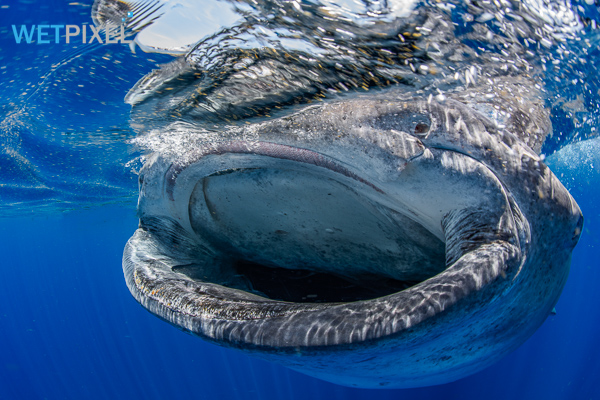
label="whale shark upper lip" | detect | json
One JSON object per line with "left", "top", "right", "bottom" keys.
{"left": 164, "top": 141, "right": 387, "bottom": 202}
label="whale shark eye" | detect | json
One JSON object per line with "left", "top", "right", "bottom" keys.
{"left": 414, "top": 122, "right": 430, "bottom": 136}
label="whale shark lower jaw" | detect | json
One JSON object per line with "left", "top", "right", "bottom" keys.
{"left": 123, "top": 98, "right": 582, "bottom": 388}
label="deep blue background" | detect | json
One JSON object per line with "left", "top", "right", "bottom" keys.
{"left": 1, "top": 0, "right": 600, "bottom": 399}
{"left": 0, "top": 144, "right": 599, "bottom": 400}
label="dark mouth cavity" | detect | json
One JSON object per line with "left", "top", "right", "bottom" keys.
{"left": 233, "top": 260, "right": 419, "bottom": 303}
{"left": 174, "top": 259, "right": 420, "bottom": 303}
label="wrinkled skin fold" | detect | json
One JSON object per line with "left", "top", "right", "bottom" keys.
{"left": 123, "top": 94, "right": 583, "bottom": 388}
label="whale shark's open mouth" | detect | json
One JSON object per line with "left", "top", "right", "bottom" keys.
{"left": 127, "top": 129, "right": 527, "bottom": 344}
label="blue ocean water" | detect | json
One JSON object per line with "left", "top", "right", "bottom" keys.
{"left": 1, "top": 0, "right": 600, "bottom": 399}
{"left": 0, "top": 157, "right": 597, "bottom": 400}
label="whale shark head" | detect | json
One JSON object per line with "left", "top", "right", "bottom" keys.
{"left": 96, "top": 0, "right": 585, "bottom": 388}
{"left": 123, "top": 92, "right": 583, "bottom": 388}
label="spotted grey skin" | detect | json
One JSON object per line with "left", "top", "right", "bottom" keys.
{"left": 124, "top": 92, "right": 582, "bottom": 388}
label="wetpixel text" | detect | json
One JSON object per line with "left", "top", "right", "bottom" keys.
{"left": 11, "top": 24, "right": 133, "bottom": 44}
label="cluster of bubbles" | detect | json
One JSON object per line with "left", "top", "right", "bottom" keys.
{"left": 93, "top": 0, "right": 598, "bottom": 150}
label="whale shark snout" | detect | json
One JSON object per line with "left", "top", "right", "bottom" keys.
{"left": 124, "top": 96, "right": 582, "bottom": 388}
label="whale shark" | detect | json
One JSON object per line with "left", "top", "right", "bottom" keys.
{"left": 123, "top": 89, "right": 582, "bottom": 388}
{"left": 97, "top": 0, "right": 584, "bottom": 388}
